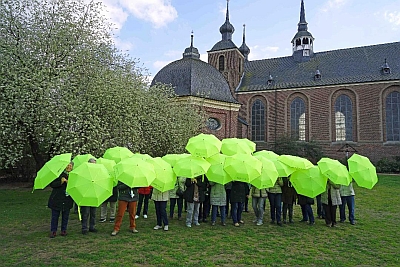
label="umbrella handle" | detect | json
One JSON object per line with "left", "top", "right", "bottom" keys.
{"left": 78, "top": 205, "right": 82, "bottom": 221}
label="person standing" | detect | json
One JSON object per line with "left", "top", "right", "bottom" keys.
{"left": 267, "top": 177, "right": 284, "bottom": 226}
{"left": 135, "top": 186, "right": 152, "bottom": 219}
{"left": 169, "top": 176, "right": 185, "bottom": 220}
{"left": 251, "top": 186, "right": 268, "bottom": 226}
{"left": 224, "top": 182, "right": 232, "bottom": 219}
{"left": 297, "top": 194, "right": 315, "bottom": 225}
{"left": 80, "top": 158, "right": 98, "bottom": 234}
{"left": 322, "top": 181, "right": 342, "bottom": 227}
{"left": 209, "top": 181, "right": 227, "bottom": 226}
{"left": 47, "top": 162, "right": 74, "bottom": 238}
{"left": 152, "top": 187, "right": 170, "bottom": 231}
{"left": 111, "top": 183, "right": 139, "bottom": 236}
{"left": 199, "top": 177, "right": 211, "bottom": 223}
{"left": 184, "top": 176, "right": 206, "bottom": 227}
{"left": 339, "top": 182, "right": 356, "bottom": 225}
{"left": 99, "top": 185, "right": 118, "bottom": 223}
{"left": 281, "top": 176, "right": 297, "bottom": 224}
{"left": 230, "top": 181, "right": 249, "bottom": 227}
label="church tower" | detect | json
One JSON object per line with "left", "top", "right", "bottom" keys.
{"left": 208, "top": 0, "right": 244, "bottom": 95}
{"left": 292, "top": 0, "right": 314, "bottom": 62}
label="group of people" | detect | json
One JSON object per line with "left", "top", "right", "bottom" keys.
{"left": 47, "top": 160, "right": 356, "bottom": 238}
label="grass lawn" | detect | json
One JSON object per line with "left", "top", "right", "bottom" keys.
{"left": 0, "top": 174, "right": 399, "bottom": 267}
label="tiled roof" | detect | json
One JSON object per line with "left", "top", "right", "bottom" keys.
{"left": 151, "top": 58, "right": 238, "bottom": 103}
{"left": 237, "top": 42, "right": 400, "bottom": 92}
{"left": 209, "top": 40, "right": 238, "bottom": 52}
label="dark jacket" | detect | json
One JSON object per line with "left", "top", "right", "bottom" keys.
{"left": 282, "top": 177, "right": 297, "bottom": 204}
{"left": 117, "top": 182, "right": 139, "bottom": 202}
{"left": 297, "top": 194, "right": 314, "bottom": 205}
{"left": 105, "top": 186, "right": 118, "bottom": 202}
{"left": 230, "top": 181, "right": 249, "bottom": 203}
{"left": 184, "top": 176, "right": 206, "bottom": 203}
{"left": 47, "top": 172, "right": 73, "bottom": 211}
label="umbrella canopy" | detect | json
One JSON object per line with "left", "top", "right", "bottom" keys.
{"left": 223, "top": 154, "right": 262, "bottom": 183}
{"left": 33, "top": 153, "right": 72, "bottom": 190}
{"left": 290, "top": 166, "right": 328, "bottom": 198}
{"left": 221, "top": 138, "right": 256, "bottom": 156}
{"left": 253, "top": 150, "right": 279, "bottom": 160}
{"left": 161, "top": 153, "right": 191, "bottom": 167}
{"left": 271, "top": 159, "right": 296, "bottom": 177}
{"left": 114, "top": 157, "right": 156, "bottom": 187}
{"left": 96, "top": 157, "right": 117, "bottom": 186}
{"left": 103, "top": 146, "right": 133, "bottom": 163}
{"left": 147, "top": 157, "right": 176, "bottom": 192}
{"left": 251, "top": 155, "right": 279, "bottom": 189}
{"left": 278, "top": 155, "right": 314, "bottom": 170}
{"left": 205, "top": 154, "right": 233, "bottom": 185}
{"left": 173, "top": 155, "right": 211, "bottom": 178}
{"left": 72, "top": 154, "right": 96, "bottom": 168}
{"left": 66, "top": 162, "right": 113, "bottom": 207}
{"left": 130, "top": 153, "right": 152, "bottom": 160}
{"left": 317, "top": 158, "right": 351, "bottom": 186}
{"left": 348, "top": 153, "right": 378, "bottom": 189}
{"left": 185, "top": 133, "right": 222, "bottom": 158}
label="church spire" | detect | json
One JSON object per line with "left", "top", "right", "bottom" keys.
{"left": 239, "top": 24, "right": 250, "bottom": 60}
{"left": 291, "top": 0, "right": 314, "bottom": 62}
{"left": 298, "top": 0, "right": 308, "bottom": 32}
{"left": 219, "top": 0, "right": 235, "bottom": 41}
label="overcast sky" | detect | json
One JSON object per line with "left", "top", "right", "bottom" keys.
{"left": 92, "top": 0, "right": 400, "bottom": 78}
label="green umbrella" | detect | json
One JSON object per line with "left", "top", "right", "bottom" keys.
{"left": 103, "top": 146, "right": 133, "bottom": 163}
{"left": 348, "top": 153, "right": 378, "bottom": 189}
{"left": 114, "top": 157, "right": 156, "bottom": 188}
{"left": 223, "top": 154, "right": 262, "bottom": 183}
{"left": 161, "top": 153, "right": 191, "bottom": 167}
{"left": 253, "top": 150, "right": 279, "bottom": 160}
{"left": 185, "top": 133, "right": 222, "bottom": 158}
{"left": 72, "top": 154, "right": 96, "bottom": 168}
{"left": 221, "top": 138, "right": 256, "bottom": 156}
{"left": 317, "top": 158, "right": 351, "bottom": 186}
{"left": 33, "top": 153, "right": 72, "bottom": 190}
{"left": 66, "top": 162, "right": 113, "bottom": 207}
{"left": 290, "top": 166, "right": 328, "bottom": 198}
{"left": 96, "top": 157, "right": 117, "bottom": 186}
{"left": 173, "top": 155, "right": 211, "bottom": 178}
{"left": 271, "top": 159, "right": 296, "bottom": 177}
{"left": 251, "top": 155, "right": 279, "bottom": 189}
{"left": 130, "top": 153, "right": 152, "bottom": 160}
{"left": 205, "top": 154, "right": 233, "bottom": 185}
{"left": 147, "top": 157, "right": 176, "bottom": 192}
{"left": 278, "top": 155, "right": 314, "bottom": 170}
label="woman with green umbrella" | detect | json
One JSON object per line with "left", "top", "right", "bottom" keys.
{"left": 321, "top": 180, "right": 342, "bottom": 227}
{"left": 47, "top": 161, "right": 74, "bottom": 238}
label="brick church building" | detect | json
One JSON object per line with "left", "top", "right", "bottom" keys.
{"left": 152, "top": 0, "right": 400, "bottom": 163}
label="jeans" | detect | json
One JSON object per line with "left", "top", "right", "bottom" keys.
{"left": 211, "top": 205, "right": 226, "bottom": 223}
{"left": 231, "top": 202, "right": 243, "bottom": 224}
{"left": 300, "top": 204, "right": 308, "bottom": 221}
{"left": 80, "top": 206, "right": 96, "bottom": 231}
{"left": 154, "top": 201, "right": 168, "bottom": 226}
{"left": 100, "top": 202, "right": 116, "bottom": 220}
{"left": 340, "top": 195, "right": 355, "bottom": 222}
{"left": 136, "top": 193, "right": 150, "bottom": 216}
{"left": 169, "top": 197, "right": 183, "bottom": 218}
{"left": 50, "top": 208, "right": 70, "bottom": 232}
{"left": 268, "top": 193, "right": 282, "bottom": 222}
{"left": 186, "top": 202, "right": 200, "bottom": 226}
{"left": 252, "top": 197, "right": 266, "bottom": 223}
{"left": 305, "top": 204, "right": 315, "bottom": 223}
{"left": 282, "top": 203, "right": 293, "bottom": 222}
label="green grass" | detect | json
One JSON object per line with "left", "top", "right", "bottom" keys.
{"left": 1, "top": 175, "right": 399, "bottom": 266}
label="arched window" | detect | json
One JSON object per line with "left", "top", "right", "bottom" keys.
{"left": 296, "top": 39, "right": 301, "bottom": 46}
{"left": 218, "top": 55, "right": 225, "bottom": 71}
{"left": 251, "top": 99, "right": 265, "bottom": 141}
{"left": 335, "top": 95, "right": 353, "bottom": 141}
{"left": 386, "top": 91, "right": 400, "bottom": 141}
{"left": 290, "top": 97, "right": 306, "bottom": 141}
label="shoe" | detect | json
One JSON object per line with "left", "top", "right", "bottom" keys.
{"left": 222, "top": 222, "right": 226, "bottom": 226}
{"left": 89, "top": 228, "right": 98, "bottom": 233}
{"left": 49, "top": 231, "right": 56, "bottom": 238}
{"left": 256, "top": 222, "right": 263, "bottom": 226}
{"left": 211, "top": 221, "right": 216, "bottom": 226}
{"left": 194, "top": 222, "right": 201, "bottom": 226}
{"left": 309, "top": 221, "right": 315, "bottom": 226}
{"left": 82, "top": 230, "right": 88, "bottom": 235}
{"left": 111, "top": 230, "right": 119, "bottom": 236}
{"left": 270, "top": 220, "right": 275, "bottom": 224}
{"left": 253, "top": 219, "right": 258, "bottom": 223}
{"left": 131, "top": 228, "right": 139, "bottom": 233}
{"left": 202, "top": 219, "right": 208, "bottom": 223}
{"left": 186, "top": 224, "right": 191, "bottom": 228}
{"left": 163, "top": 225, "right": 169, "bottom": 231}
{"left": 326, "top": 224, "right": 332, "bottom": 227}
{"left": 178, "top": 217, "right": 182, "bottom": 221}
{"left": 234, "top": 223, "right": 240, "bottom": 227}
{"left": 60, "top": 231, "right": 67, "bottom": 236}
{"left": 143, "top": 215, "right": 148, "bottom": 219}
{"left": 350, "top": 221, "right": 356, "bottom": 225}
{"left": 299, "top": 219, "right": 308, "bottom": 222}
{"left": 277, "top": 222, "right": 283, "bottom": 226}
{"left": 289, "top": 219, "right": 294, "bottom": 224}
{"left": 109, "top": 218, "right": 115, "bottom": 223}
{"left": 153, "top": 225, "right": 162, "bottom": 230}
{"left": 283, "top": 220, "right": 287, "bottom": 224}
{"left": 99, "top": 218, "right": 106, "bottom": 223}
{"left": 339, "top": 220, "right": 345, "bottom": 223}
{"left": 239, "top": 220, "right": 244, "bottom": 224}
{"left": 135, "top": 215, "right": 139, "bottom": 219}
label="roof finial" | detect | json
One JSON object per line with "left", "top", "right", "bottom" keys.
{"left": 226, "top": 0, "right": 230, "bottom": 21}
{"left": 242, "top": 24, "right": 246, "bottom": 42}
{"left": 191, "top": 30, "right": 194, "bottom": 48}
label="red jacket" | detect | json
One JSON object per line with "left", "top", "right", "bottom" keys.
{"left": 138, "top": 186, "right": 152, "bottom": 195}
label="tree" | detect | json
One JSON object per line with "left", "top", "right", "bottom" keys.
{"left": 0, "top": 0, "right": 205, "bottom": 179}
